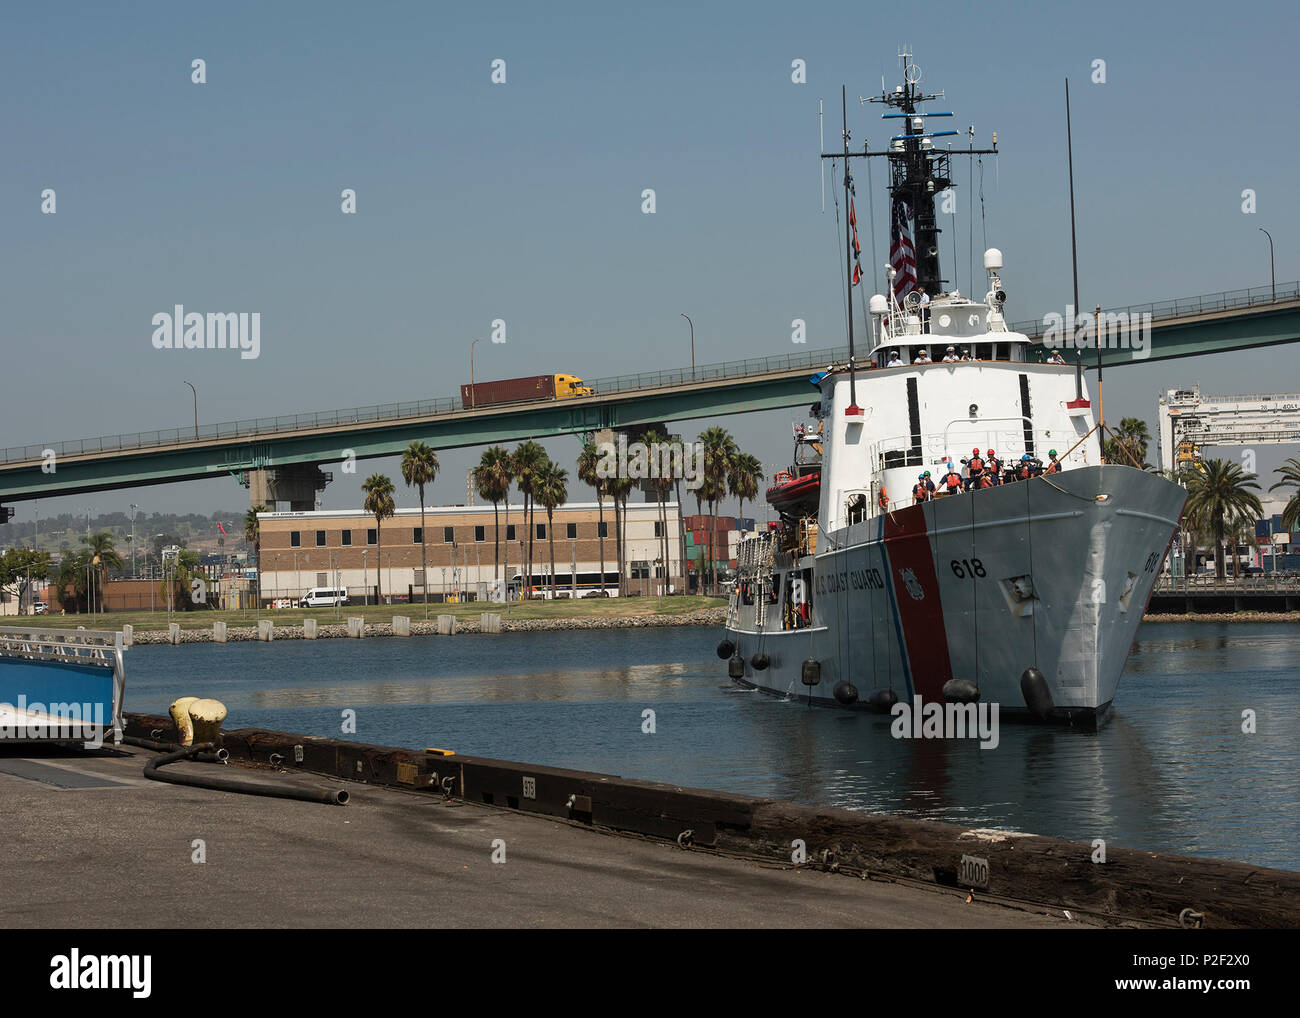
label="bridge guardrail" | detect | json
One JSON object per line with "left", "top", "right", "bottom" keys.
{"left": 8, "top": 275, "right": 1300, "bottom": 467}
{"left": 1153, "top": 574, "right": 1300, "bottom": 594}
{"left": 1011, "top": 280, "right": 1300, "bottom": 339}
{"left": 0, "top": 347, "right": 848, "bottom": 465}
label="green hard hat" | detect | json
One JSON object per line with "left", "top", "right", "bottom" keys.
{"left": 923, "top": 470, "right": 931, "bottom": 477}
{"left": 1049, "top": 449, "right": 1058, "bottom": 457}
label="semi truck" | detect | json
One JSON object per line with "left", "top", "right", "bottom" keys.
{"left": 460, "top": 373, "right": 594, "bottom": 409}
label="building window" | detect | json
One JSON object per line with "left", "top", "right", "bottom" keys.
{"left": 566, "top": 522, "right": 577, "bottom": 539}
{"left": 631, "top": 560, "right": 650, "bottom": 579}
{"left": 598, "top": 521, "right": 609, "bottom": 538}
{"left": 290, "top": 531, "right": 301, "bottom": 548}
{"left": 316, "top": 572, "right": 327, "bottom": 586}
{"left": 367, "top": 529, "right": 377, "bottom": 546}
{"left": 506, "top": 524, "right": 516, "bottom": 541}
{"left": 474, "top": 525, "right": 485, "bottom": 542}
{"left": 413, "top": 527, "right": 423, "bottom": 544}
{"left": 536, "top": 523, "right": 546, "bottom": 540}
{"left": 654, "top": 521, "right": 663, "bottom": 537}
{"left": 341, "top": 530, "right": 352, "bottom": 546}
{"left": 443, "top": 526, "right": 455, "bottom": 543}
{"left": 316, "top": 530, "right": 326, "bottom": 547}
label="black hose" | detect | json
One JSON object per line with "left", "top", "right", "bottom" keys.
{"left": 122, "top": 734, "right": 226, "bottom": 760}
{"left": 142, "top": 742, "right": 350, "bottom": 806}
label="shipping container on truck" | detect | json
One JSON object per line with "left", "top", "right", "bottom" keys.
{"left": 460, "top": 373, "right": 594, "bottom": 409}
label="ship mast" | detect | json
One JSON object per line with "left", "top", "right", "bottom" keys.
{"left": 822, "top": 50, "right": 998, "bottom": 301}
{"left": 840, "top": 86, "right": 861, "bottom": 414}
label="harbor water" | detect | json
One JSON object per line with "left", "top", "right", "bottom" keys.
{"left": 125, "top": 621, "right": 1300, "bottom": 871}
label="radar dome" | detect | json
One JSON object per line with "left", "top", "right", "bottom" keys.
{"left": 868, "top": 294, "right": 889, "bottom": 315}
{"left": 983, "top": 248, "right": 1003, "bottom": 271}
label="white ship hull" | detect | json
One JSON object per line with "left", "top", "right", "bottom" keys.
{"left": 724, "top": 465, "right": 1185, "bottom": 727}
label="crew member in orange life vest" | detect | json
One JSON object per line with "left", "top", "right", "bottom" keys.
{"left": 985, "top": 449, "right": 1002, "bottom": 484}
{"left": 923, "top": 470, "right": 936, "bottom": 497}
{"left": 1045, "top": 449, "right": 1062, "bottom": 474}
{"left": 977, "top": 470, "right": 997, "bottom": 490}
{"left": 942, "top": 463, "right": 963, "bottom": 494}
{"left": 913, "top": 474, "right": 930, "bottom": 505}
{"left": 964, "top": 448, "right": 984, "bottom": 491}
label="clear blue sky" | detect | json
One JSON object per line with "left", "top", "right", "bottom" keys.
{"left": 4, "top": 0, "right": 1297, "bottom": 527}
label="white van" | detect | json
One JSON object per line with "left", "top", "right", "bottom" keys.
{"left": 299, "top": 587, "right": 349, "bottom": 608}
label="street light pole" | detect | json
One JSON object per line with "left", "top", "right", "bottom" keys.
{"left": 129, "top": 503, "right": 139, "bottom": 578}
{"left": 1259, "top": 228, "right": 1276, "bottom": 301}
{"left": 680, "top": 314, "right": 695, "bottom": 379}
{"left": 183, "top": 380, "right": 198, "bottom": 439}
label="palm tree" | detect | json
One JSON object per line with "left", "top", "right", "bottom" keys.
{"left": 401, "top": 441, "right": 440, "bottom": 617}
{"left": 606, "top": 475, "right": 635, "bottom": 596}
{"left": 728, "top": 452, "right": 763, "bottom": 537}
{"left": 55, "top": 549, "right": 92, "bottom": 612}
{"left": 669, "top": 432, "right": 691, "bottom": 596}
{"left": 576, "top": 442, "right": 609, "bottom": 595}
{"left": 474, "top": 446, "right": 513, "bottom": 597}
{"left": 1269, "top": 457, "right": 1300, "bottom": 532}
{"left": 1183, "top": 459, "right": 1262, "bottom": 580}
{"left": 536, "top": 461, "right": 569, "bottom": 597}
{"left": 699, "top": 427, "right": 738, "bottom": 594}
{"left": 244, "top": 504, "right": 266, "bottom": 604}
{"left": 1103, "top": 416, "right": 1153, "bottom": 468}
{"left": 642, "top": 428, "right": 673, "bottom": 596}
{"left": 512, "top": 441, "right": 547, "bottom": 596}
{"left": 362, "top": 474, "right": 396, "bottom": 602}
{"left": 82, "top": 531, "right": 124, "bottom": 613}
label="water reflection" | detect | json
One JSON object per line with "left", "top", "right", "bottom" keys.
{"left": 125, "top": 621, "right": 1300, "bottom": 870}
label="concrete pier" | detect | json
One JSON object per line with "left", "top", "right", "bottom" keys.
{"left": 0, "top": 741, "right": 1071, "bottom": 929}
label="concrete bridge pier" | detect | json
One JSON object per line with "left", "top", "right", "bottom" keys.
{"left": 247, "top": 464, "right": 332, "bottom": 511}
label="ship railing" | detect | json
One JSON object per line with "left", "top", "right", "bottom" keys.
{"left": 0, "top": 625, "right": 126, "bottom": 740}
{"left": 867, "top": 425, "right": 1087, "bottom": 476}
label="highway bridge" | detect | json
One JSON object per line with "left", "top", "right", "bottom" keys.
{"left": 2, "top": 279, "right": 1298, "bottom": 513}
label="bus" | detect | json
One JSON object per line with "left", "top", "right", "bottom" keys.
{"left": 509, "top": 570, "right": 621, "bottom": 599}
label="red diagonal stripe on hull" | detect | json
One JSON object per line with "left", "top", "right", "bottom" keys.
{"left": 883, "top": 505, "right": 953, "bottom": 701}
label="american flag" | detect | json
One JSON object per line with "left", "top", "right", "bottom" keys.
{"left": 889, "top": 197, "right": 916, "bottom": 301}
{"left": 849, "top": 199, "right": 863, "bottom": 286}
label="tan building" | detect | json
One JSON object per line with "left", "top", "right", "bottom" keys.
{"left": 256, "top": 502, "right": 682, "bottom": 603}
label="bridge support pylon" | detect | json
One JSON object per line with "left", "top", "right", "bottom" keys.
{"left": 247, "top": 464, "right": 333, "bottom": 512}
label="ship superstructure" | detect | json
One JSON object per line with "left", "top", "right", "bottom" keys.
{"left": 720, "top": 55, "right": 1186, "bottom": 726}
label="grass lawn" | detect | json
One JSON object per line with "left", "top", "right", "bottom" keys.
{"left": 15, "top": 595, "right": 727, "bottom": 633}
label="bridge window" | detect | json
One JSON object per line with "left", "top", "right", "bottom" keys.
{"left": 290, "top": 530, "right": 301, "bottom": 548}
{"left": 566, "top": 523, "right": 577, "bottom": 539}
{"left": 341, "top": 530, "right": 352, "bottom": 546}
{"left": 475, "top": 526, "right": 485, "bottom": 542}
{"left": 367, "top": 528, "right": 377, "bottom": 546}
{"left": 443, "top": 526, "right": 454, "bottom": 543}
{"left": 315, "top": 530, "right": 326, "bottom": 547}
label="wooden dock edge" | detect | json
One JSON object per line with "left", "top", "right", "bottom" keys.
{"left": 123, "top": 712, "right": 1300, "bottom": 929}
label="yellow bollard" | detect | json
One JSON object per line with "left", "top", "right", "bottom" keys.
{"left": 169, "top": 697, "right": 200, "bottom": 746}
{"left": 188, "top": 699, "right": 228, "bottom": 745}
